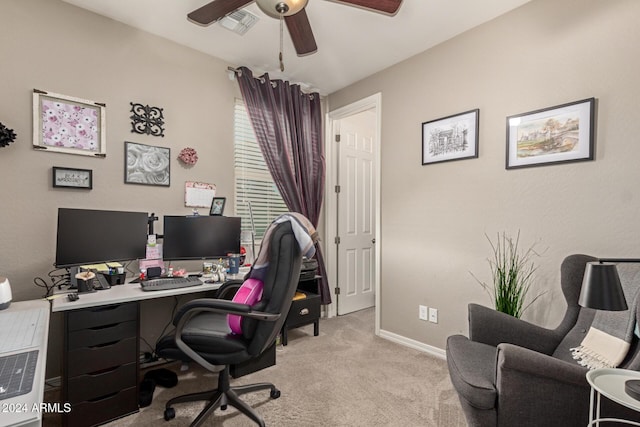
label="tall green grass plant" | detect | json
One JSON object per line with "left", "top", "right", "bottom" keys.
{"left": 472, "top": 231, "right": 544, "bottom": 318}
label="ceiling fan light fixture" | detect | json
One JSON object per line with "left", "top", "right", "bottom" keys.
{"left": 256, "top": 0, "right": 308, "bottom": 18}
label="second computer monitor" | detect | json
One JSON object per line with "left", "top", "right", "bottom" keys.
{"left": 162, "top": 215, "right": 241, "bottom": 261}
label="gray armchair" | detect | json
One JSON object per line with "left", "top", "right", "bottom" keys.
{"left": 446, "top": 254, "right": 640, "bottom": 426}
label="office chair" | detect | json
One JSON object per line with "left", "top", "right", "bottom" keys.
{"left": 156, "top": 219, "right": 307, "bottom": 427}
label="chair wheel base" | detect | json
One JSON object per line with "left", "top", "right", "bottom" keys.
{"left": 271, "top": 389, "right": 281, "bottom": 399}
{"left": 164, "top": 407, "right": 175, "bottom": 421}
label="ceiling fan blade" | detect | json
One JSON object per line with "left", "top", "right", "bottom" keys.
{"left": 334, "top": 0, "right": 402, "bottom": 15}
{"left": 285, "top": 9, "right": 318, "bottom": 56}
{"left": 188, "top": 0, "right": 255, "bottom": 25}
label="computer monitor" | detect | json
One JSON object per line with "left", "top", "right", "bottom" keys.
{"left": 162, "top": 215, "right": 241, "bottom": 261}
{"left": 55, "top": 208, "right": 148, "bottom": 268}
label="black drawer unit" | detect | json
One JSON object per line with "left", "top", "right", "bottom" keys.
{"left": 281, "top": 290, "right": 320, "bottom": 346}
{"left": 63, "top": 302, "right": 140, "bottom": 427}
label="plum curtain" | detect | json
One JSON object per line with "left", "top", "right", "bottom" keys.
{"left": 235, "top": 66, "right": 330, "bottom": 304}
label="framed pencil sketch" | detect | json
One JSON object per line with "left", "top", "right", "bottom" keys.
{"left": 124, "top": 141, "right": 170, "bottom": 186}
{"left": 506, "top": 98, "right": 595, "bottom": 169}
{"left": 422, "top": 109, "right": 479, "bottom": 165}
{"left": 52, "top": 167, "right": 93, "bottom": 189}
{"left": 33, "top": 89, "right": 106, "bottom": 157}
{"left": 210, "top": 197, "right": 226, "bottom": 216}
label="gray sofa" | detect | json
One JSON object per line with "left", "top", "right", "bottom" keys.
{"left": 446, "top": 254, "right": 640, "bottom": 426}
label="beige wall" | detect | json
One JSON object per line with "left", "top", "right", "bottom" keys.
{"left": 3, "top": 0, "right": 640, "bottom": 379}
{"left": 0, "top": 0, "right": 238, "bottom": 376}
{"left": 329, "top": 0, "right": 640, "bottom": 350}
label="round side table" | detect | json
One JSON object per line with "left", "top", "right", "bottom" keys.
{"left": 587, "top": 368, "right": 640, "bottom": 426}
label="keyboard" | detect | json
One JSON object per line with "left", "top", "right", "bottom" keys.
{"left": 0, "top": 350, "right": 38, "bottom": 401}
{"left": 140, "top": 276, "right": 202, "bottom": 292}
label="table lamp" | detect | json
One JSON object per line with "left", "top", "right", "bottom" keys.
{"left": 578, "top": 261, "right": 628, "bottom": 311}
{"left": 579, "top": 259, "right": 640, "bottom": 400}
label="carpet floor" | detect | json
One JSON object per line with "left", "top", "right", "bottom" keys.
{"left": 47, "top": 308, "right": 466, "bottom": 426}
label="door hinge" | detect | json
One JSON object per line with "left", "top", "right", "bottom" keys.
{"left": 335, "top": 134, "right": 341, "bottom": 143}
{"left": 335, "top": 236, "right": 340, "bottom": 244}
{"left": 335, "top": 287, "right": 341, "bottom": 295}
{"left": 335, "top": 185, "right": 340, "bottom": 193}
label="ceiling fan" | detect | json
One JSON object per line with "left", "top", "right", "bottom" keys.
{"left": 188, "top": 0, "right": 403, "bottom": 57}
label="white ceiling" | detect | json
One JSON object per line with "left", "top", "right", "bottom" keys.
{"left": 61, "top": 0, "right": 531, "bottom": 95}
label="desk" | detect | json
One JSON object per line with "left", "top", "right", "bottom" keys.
{"left": 1, "top": 300, "right": 50, "bottom": 427}
{"left": 587, "top": 368, "right": 640, "bottom": 426}
{"left": 51, "top": 277, "right": 235, "bottom": 427}
{"left": 51, "top": 279, "right": 225, "bottom": 311}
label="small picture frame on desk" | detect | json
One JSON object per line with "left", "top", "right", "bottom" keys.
{"left": 210, "top": 197, "right": 226, "bottom": 216}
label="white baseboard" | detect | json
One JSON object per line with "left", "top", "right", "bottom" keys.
{"left": 379, "top": 329, "right": 446, "bottom": 360}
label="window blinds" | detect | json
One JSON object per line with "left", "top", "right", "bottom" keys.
{"left": 234, "top": 99, "right": 288, "bottom": 239}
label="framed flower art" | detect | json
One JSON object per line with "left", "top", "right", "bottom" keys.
{"left": 33, "top": 89, "right": 106, "bottom": 157}
{"left": 124, "top": 141, "right": 170, "bottom": 186}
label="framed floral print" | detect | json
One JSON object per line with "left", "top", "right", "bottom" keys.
{"left": 124, "top": 141, "right": 170, "bottom": 186}
{"left": 33, "top": 89, "right": 106, "bottom": 157}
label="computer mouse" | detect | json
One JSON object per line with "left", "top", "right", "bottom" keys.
{"left": 67, "top": 292, "right": 79, "bottom": 301}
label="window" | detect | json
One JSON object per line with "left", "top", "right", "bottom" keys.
{"left": 234, "top": 98, "right": 288, "bottom": 241}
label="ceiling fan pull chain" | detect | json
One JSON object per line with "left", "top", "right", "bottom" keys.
{"left": 279, "top": 13, "right": 285, "bottom": 72}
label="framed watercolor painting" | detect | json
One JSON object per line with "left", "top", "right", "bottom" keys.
{"left": 33, "top": 89, "right": 106, "bottom": 157}
{"left": 124, "top": 141, "right": 170, "bottom": 186}
{"left": 422, "top": 109, "right": 479, "bottom": 165}
{"left": 506, "top": 98, "right": 595, "bottom": 169}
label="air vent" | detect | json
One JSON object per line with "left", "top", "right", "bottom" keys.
{"left": 219, "top": 9, "right": 259, "bottom": 35}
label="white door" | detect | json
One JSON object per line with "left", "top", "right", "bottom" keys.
{"left": 336, "top": 109, "right": 377, "bottom": 315}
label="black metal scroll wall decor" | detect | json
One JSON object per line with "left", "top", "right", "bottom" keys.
{"left": 130, "top": 102, "right": 165, "bottom": 137}
{"left": 0, "top": 122, "right": 16, "bottom": 148}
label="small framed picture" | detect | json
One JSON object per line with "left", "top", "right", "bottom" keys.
{"left": 33, "top": 89, "right": 106, "bottom": 157}
{"left": 506, "top": 98, "right": 595, "bottom": 169}
{"left": 422, "top": 109, "right": 479, "bottom": 165}
{"left": 124, "top": 141, "right": 170, "bottom": 186}
{"left": 52, "top": 167, "right": 93, "bottom": 189}
{"left": 210, "top": 197, "right": 226, "bottom": 216}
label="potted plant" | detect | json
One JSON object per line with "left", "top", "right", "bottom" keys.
{"left": 472, "top": 231, "right": 544, "bottom": 318}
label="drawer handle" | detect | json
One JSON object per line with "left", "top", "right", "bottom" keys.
{"left": 89, "top": 340, "right": 121, "bottom": 349}
{"left": 87, "top": 391, "right": 119, "bottom": 403}
{"left": 88, "top": 323, "right": 119, "bottom": 331}
{"left": 299, "top": 308, "right": 309, "bottom": 316}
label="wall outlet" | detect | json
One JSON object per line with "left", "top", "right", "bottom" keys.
{"left": 428, "top": 307, "right": 438, "bottom": 324}
{"left": 419, "top": 305, "right": 428, "bottom": 321}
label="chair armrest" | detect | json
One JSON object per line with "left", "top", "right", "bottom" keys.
{"left": 469, "top": 303, "right": 561, "bottom": 354}
{"left": 171, "top": 298, "right": 281, "bottom": 372}
{"left": 497, "top": 343, "right": 589, "bottom": 387}
{"left": 173, "top": 298, "right": 280, "bottom": 327}
{"left": 495, "top": 343, "right": 591, "bottom": 425}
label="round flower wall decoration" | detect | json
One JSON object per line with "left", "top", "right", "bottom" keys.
{"left": 178, "top": 147, "right": 198, "bottom": 165}
{"left": 0, "top": 122, "right": 17, "bottom": 148}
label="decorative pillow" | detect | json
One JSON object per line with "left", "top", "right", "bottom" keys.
{"left": 228, "top": 278, "right": 264, "bottom": 335}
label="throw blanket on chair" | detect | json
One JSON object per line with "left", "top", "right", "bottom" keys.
{"left": 571, "top": 263, "right": 640, "bottom": 369}
{"left": 250, "top": 213, "right": 318, "bottom": 282}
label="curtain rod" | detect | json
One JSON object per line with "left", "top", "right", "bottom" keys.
{"left": 228, "top": 66, "right": 317, "bottom": 98}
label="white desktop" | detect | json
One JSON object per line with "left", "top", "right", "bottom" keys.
{"left": 51, "top": 269, "right": 248, "bottom": 312}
